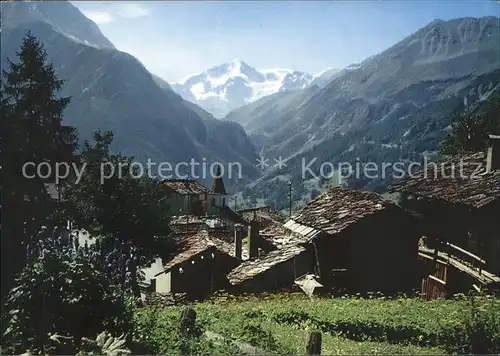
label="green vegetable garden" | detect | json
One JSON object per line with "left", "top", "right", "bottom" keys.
{"left": 134, "top": 293, "right": 500, "bottom": 355}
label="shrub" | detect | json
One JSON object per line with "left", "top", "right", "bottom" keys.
{"left": 78, "top": 331, "right": 131, "bottom": 355}
{"left": 439, "top": 295, "right": 500, "bottom": 354}
{"left": 133, "top": 307, "right": 239, "bottom": 355}
{"left": 1, "top": 228, "right": 135, "bottom": 354}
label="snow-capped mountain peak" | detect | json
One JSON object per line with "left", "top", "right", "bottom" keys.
{"left": 171, "top": 61, "right": 315, "bottom": 118}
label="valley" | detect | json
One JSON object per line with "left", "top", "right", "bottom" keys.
{"left": 2, "top": 2, "right": 500, "bottom": 355}
{"left": 2, "top": 1, "right": 499, "bottom": 210}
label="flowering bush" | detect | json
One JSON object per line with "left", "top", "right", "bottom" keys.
{"left": 1, "top": 226, "right": 136, "bottom": 354}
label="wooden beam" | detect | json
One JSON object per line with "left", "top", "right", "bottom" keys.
{"left": 429, "top": 275, "right": 446, "bottom": 285}
{"left": 418, "top": 251, "right": 448, "bottom": 265}
{"left": 445, "top": 242, "right": 486, "bottom": 264}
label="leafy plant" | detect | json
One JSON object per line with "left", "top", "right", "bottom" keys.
{"left": 78, "top": 331, "right": 131, "bottom": 355}
{"left": 133, "top": 307, "right": 240, "bottom": 355}
{"left": 1, "top": 228, "right": 134, "bottom": 355}
{"left": 439, "top": 295, "right": 500, "bottom": 354}
{"left": 168, "top": 293, "right": 500, "bottom": 354}
{"left": 61, "top": 130, "right": 175, "bottom": 268}
{"left": 237, "top": 321, "right": 284, "bottom": 353}
{"left": 440, "top": 87, "right": 500, "bottom": 156}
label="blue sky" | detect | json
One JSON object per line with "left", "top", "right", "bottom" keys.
{"left": 72, "top": 1, "right": 499, "bottom": 83}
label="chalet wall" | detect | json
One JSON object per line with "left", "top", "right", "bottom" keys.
{"left": 487, "top": 237, "right": 500, "bottom": 275}
{"left": 165, "top": 190, "right": 207, "bottom": 216}
{"left": 313, "top": 232, "right": 348, "bottom": 289}
{"left": 155, "top": 271, "right": 171, "bottom": 294}
{"left": 407, "top": 198, "right": 499, "bottom": 277}
{"left": 405, "top": 199, "right": 468, "bottom": 244}
{"left": 477, "top": 200, "right": 500, "bottom": 275}
{"left": 315, "top": 209, "right": 420, "bottom": 294}
{"left": 166, "top": 193, "right": 190, "bottom": 215}
{"left": 169, "top": 248, "right": 239, "bottom": 300}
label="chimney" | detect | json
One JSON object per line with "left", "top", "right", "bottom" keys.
{"left": 486, "top": 134, "right": 500, "bottom": 173}
{"left": 247, "top": 217, "right": 259, "bottom": 259}
{"left": 233, "top": 223, "right": 244, "bottom": 259}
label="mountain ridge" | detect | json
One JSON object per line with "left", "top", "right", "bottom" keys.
{"left": 2, "top": 0, "right": 260, "bottom": 188}
{"left": 231, "top": 15, "right": 500, "bottom": 209}
{"left": 171, "top": 59, "right": 337, "bottom": 118}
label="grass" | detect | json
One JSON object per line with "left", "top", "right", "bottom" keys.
{"left": 134, "top": 293, "right": 500, "bottom": 355}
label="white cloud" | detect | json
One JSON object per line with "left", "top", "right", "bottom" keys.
{"left": 77, "top": 3, "right": 150, "bottom": 24}
{"left": 81, "top": 10, "right": 115, "bottom": 24}
{"left": 117, "top": 4, "right": 150, "bottom": 19}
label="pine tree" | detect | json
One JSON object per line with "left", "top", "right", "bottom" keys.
{"left": 63, "top": 131, "right": 174, "bottom": 269}
{"left": 440, "top": 88, "right": 500, "bottom": 155}
{"left": 1, "top": 31, "right": 78, "bottom": 305}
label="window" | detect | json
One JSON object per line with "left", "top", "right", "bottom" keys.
{"left": 222, "top": 198, "right": 226, "bottom": 206}
{"left": 211, "top": 197, "right": 216, "bottom": 207}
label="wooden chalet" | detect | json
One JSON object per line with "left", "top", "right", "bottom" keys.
{"left": 227, "top": 244, "right": 311, "bottom": 293}
{"left": 152, "top": 230, "right": 241, "bottom": 300}
{"left": 390, "top": 136, "right": 500, "bottom": 298}
{"left": 227, "top": 186, "right": 422, "bottom": 295}
{"left": 284, "top": 186, "right": 422, "bottom": 294}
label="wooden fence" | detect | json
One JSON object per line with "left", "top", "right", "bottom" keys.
{"left": 419, "top": 243, "right": 500, "bottom": 300}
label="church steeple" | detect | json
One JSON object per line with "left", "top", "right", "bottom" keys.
{"left": 211, "top": 165, "right": 227, "bottom": 194}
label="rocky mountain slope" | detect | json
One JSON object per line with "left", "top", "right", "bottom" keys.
{"left": 172, "top": 59, "right": 322, "bottom": 118}
{"left": 2, "top": 0, "right": 260, "bottom": 187}
{"left": 310, "top": 67, "right": 342, "bottom": 88}
{"left": 1, "top": 0, "right": 115, "bottom": 49}
{"left": 224, "top": 85, "right": 321, "bottom": 150}
{"left": 233, "top": 16, "right": 500, "bottom": 209}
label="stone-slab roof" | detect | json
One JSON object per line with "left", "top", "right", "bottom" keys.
{"left": 170, "top": 222, "right": 211, "bottom": 235}
{"left": 238, "top": 206, "right": 285, "bottom": 225}
{"left": 291, "top": 186, "right": 389, "bottom": 236}
{"left": 260, "top": 220, "right": 309, "bottom": 247}
{"left": 390, "top": 152, "right": 500, "bottom": 209}
{"left": 227, "top": 244, "right": 306, "bottom": 285}
{"left": 170, "top": 215, "right": 242, "bottom": 244}
{"left": 215, "top": 206, "right": 247, "bottom": 225}
{"left": 161, "top": 179, "right": 208, "bottom": 195}
{"left": 160, "top": 230, "right": 236, "bottom": 274}
{"left": 171, "top": 215, "right": 206, "bottom": 225}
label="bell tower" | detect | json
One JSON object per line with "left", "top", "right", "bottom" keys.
{"left": 207, "top": 165, "right": 228, "bottom": 215}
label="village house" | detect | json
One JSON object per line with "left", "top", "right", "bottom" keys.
{"left": 227, "top": 244, "right": 311, "bottom": 293}
{"left": 390, "top": 135, "right": 500, "bottom": 298}
{"left": 237, "top": 206, "right": 290, "bottom": 252}
{"left": 141, "top": 173, "right": 259, "bottom": 299}
{"left": 144, "top": 203, "right": 294, "bottom": 299}
{"left": 228, "top": 186, "right": 422, "bottom": 295}
{"left": 160, "top": 179, "right": 209, "bottom": 216}
{"left": 150, "top": 229, "right": 244, "bottom": 300}
{"left": 160, "top": 170, "right": 246, "bottom": 228}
